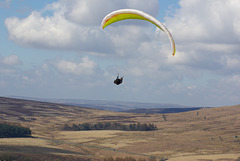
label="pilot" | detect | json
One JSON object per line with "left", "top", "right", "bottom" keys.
{"left": 114, "top": 74, "right": 124, "bottom": 85}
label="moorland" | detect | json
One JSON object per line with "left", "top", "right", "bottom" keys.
{"left": 0, "top": 97, "right": 240, "bottom": 161}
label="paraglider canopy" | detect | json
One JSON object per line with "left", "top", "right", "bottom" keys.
{"left": 101, "top": 9, "right": 176, "bottom": 56}
{"left": 101, "top": 9, "right": 176, "bottom": 85}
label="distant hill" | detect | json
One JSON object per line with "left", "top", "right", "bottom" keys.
{"left": 8, "top": 96, "right": 200, "bottom": 112}
{"left": 124, "top": 107, "right": 203, "bottom": 114}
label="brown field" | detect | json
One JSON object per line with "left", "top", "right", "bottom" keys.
{"left": 1, "top": 97, "right": 240, "bottom": 160}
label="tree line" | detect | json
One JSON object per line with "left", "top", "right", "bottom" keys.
{"left": 62, "top": 122, "right": 157, "bottom": 131}
{"left": 0, "top": 122, "right": 31, "bottom": 138}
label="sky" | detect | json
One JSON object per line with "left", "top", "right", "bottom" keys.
{"left": 0, "top": 0, "right": 240, "bottom": 107}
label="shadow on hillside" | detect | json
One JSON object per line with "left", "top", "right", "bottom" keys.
{"left": 0, "top": 145, "right": 85, "bottom": 156}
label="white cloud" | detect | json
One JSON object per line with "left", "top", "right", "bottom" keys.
{"left": 55, "top": 56, "right": 97, "bottom": 75}
{"left": 5, "top": 11, "right": 76, "bottom": 48}
{"left": 206, "top": 75, "right": 240, "bottom": 106}
{"left": 164, "top": 0, "right": 240, "bottom": 72}
{"left": 233, "top": 17, "right": 240, "bottom": 39}
{"left": 0, "top": 80, "right": 7, "bottom": 87}
{"left": 0, "top": 0, "right": 11, "bottom": 8}
{"left": 2, "top": 55, "right": 21, "bottom": 65}
{"left": 4, "top": 0, "right": 158, "bottom": 55}
{"left": 60, "top": 0, "right": 159, "bottom": 25}
{"left": 166, "top": 0, "right": 240, "bottom": 43}
{"left": 0, "top": 55, "right": 21, "bottom": 74}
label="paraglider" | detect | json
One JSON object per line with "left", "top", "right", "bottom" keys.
{"left": 114, "top": 73, "right": 124, "bottom": 85}
{"left": 101, "top": 9, "right": 176, "bottom": 56}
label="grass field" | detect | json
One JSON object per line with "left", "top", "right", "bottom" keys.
{"left": 1, "top": 97, "right": 240, "bottom": 160}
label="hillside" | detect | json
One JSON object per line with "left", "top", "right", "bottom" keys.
{"left": 9, "top": 96, "right": 193, "bottom": 112}
{"left": 1, "top": 97, "right": 240, "bottom": 161}
{"left": 124, "top": 107, "right": 202, "bottom": 114}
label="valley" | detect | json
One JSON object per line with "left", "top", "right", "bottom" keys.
{"left": 0, "top": 97, "right": 240, "bottom": 160}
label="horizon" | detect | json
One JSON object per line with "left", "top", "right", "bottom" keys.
{"left": 3, "top": 95, "right": 216, "bottom": 108}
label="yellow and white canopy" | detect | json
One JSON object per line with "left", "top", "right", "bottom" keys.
{"left": 101, "top": 9, "right": 176, "bottom": 56}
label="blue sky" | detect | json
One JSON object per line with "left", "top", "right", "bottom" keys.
{"left": 1, "top": 0, "right": 240, "bottom": 107}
